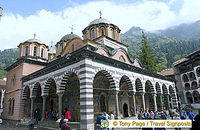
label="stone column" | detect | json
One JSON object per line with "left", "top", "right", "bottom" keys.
{"left": 167, "top": 94, "right": 171, "bottom": 110}
{"left": 132, "top": 92, "right": 136, "bottom": 116}
{"left": 30, "top": 97, "right": 35, "bottom": 118}
{"left": 141, "top": 93, "right": 146, "bottom": 111}
{"left": 58, "top": 93, "right": 64, "bottom": 119}
{"left": 115, "top": 90, "right": 120, "bottom": 119}
{"left": 153, "top": 93, "right": 157, "bottom": 112}
{"left": 159, "top": 94, "right": 163, "bottom": 110}
{"left": 42, "top": 95, "right": 48, "bottom": 120}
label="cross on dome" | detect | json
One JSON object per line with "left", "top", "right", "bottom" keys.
{"left": 99, "top": 11, "right": 102, "bottom": 18}
{"left": 70, "top": 25, "right": 74, "bottom": 34}
{"left": 33, "top": 33, "right": 36, "bottom": 39}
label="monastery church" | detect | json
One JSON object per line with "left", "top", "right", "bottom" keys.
{"left": 3, "top": 15, "right": 178, "bottom": 129}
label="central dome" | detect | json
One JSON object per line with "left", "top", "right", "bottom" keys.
{"left": 89, "top": 18, "right": 111, "bottom": 26}
{"left": 25, "top": 38, "right": 42, "bottom": 44}
{"left": 60, "top": 33, "right": 80, "bottom": 42}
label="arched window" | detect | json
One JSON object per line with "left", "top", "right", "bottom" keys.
{"left": 25, "top": 46, "right": 29, "bottom": 56}
{"left": 91, "top": 28, "right": 95, "bottom": 40}
{"left": 191, "top": 81, "right": 198, "bottom": 89}
{"left": 11, "top": 98, "right": 15, "bottom": 115}
{"left": 110, "top": 28, "right": 114, "bottom": 39}
{"left": 119, "top": 55, "right": 125, "bottom": 62}
{"left": 186, "top": 92, "right": 193, "bottom": 104}
{"left": 72, "top": 44, "right": 74, "bottom": 51}
{"left": 182, "top": 74, "right": 189, "bottom": 82}
{"left": 41, "top": 48, "right": 44, "bottom": 58}
{"left": 33, "top": 46, "right": 37, "bottom": 56}
{"left": 100, "top": 27, "right": 105, "bottom": 36}
{"left": 196, "top": 67, "right": 200, "bottom": 77}
{"left": 189, "top": 72, "right": 196, "bottom": 81}
{"left": 193, "top": 91, "right": 200, "bottom": 103}
{"left": 61, "top": 44, "right": 64, "bottom": 52}
{"left": 185, "top": 83, "right": 190, "bottom": 90}
{"left": 12, "top": 75, "right": 16, "bottom": 87}
{"left": 8, "top": 98, "right": 12, "bottom": 115}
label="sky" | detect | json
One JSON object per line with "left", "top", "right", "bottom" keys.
{"left": 0, "top": 0, "right": 200, "bottom": 50}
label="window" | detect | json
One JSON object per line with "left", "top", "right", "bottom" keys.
{"left": 100, "top": 27, "right": 105, "bottom": 36}
{"left": 61, "top": 44, "right": 64, "bottom": 52}
{"left": 72, "top": 44, "right": 74, "bottom": 51}
{"left": 25, "top": 46, "right": 28, "bottom": 56}
{"left": 33, "top": 46, "right": 37, "bottom": 56}
{"left": 182, "top": 74, "right": 189, "bottom": 82}
{"left": 8, "top": 98, "right": 15, "bottom": 115}
{"left": 41, "top": 48, "right": 44, "bottom": 57}
{"left": 119, "top": 56, "right": 125, "bottom": 62}
{"left": 12, "top": 75, "right": 16, "bottom": 87}
{"left": 8, "top": 99, "right": 12, "bottom": 115}
{"left": 91, "top": 28, "right": 95, "bottom": 40}
{"left": 110, "top": 28, "right": 114, "bottom": 39}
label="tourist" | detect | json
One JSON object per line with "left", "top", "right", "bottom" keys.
{"left": 110, "top": 112, "right": 114, "bottom": 120}
{"left": 149, "top": 111, "right": 154, "bottom": 119}
{"left": 137, "top": 111, "right": 142, "bottom": 120}
{"left": 130, "top": 107, "right": 134, "bottom": 116}
{"left": 61, "top": 119, "right": 71, "bottom": 130}
{"left": 179, "top": 108, "right": 187, "bottom": 119}
{"left": 154, "top": 111, "right": 158, "bottom": 119}
{"left": 34, "top": 110, "right": 39, "bottom": 124}
{"left": 143, "top": 110, "right": 150, "bottom": 119}
{"left": 104, "top": 112, "right": 110, "bottom": 120}
{"left": 188, "top": 110, "right": 194, "bottom": 120}
{"left": 28, "top": 117, "right": 35, "bottom": 130}
{"left": 160, "top": 110, "right": 167, "bottom": 120}
{"left": 96, "top": 113, "right": 106, "bottom": 130}
{"left": 64, "top": 108, "right": 72, "bottom": 121}
{"left": 192, "top": 109, "right": 200, "bottom": 130}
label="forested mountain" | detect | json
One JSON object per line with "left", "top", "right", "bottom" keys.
{"left": 0, "top": 48, "right": 18, "bottom": 79}
{"left": 121, "top": 26, "right": 200, "bottom": 70}
{"left": 156, "top": 20, "right": 200, "bottom": 40}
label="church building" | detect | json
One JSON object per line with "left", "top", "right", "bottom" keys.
{"left": 3, "top": 16, "right": 178, "bottom": 129}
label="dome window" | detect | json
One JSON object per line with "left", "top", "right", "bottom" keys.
{"left": 33, "top": 46, "right": 37, "bottom": 56}
{"left": 119, "top": 55, "right": 125, "bottom": 62}
{"left": 61, "top": 44, "right": 64, "bottom": 52}
{"left": 100, "top": 27, "right": 105, "bottom": 36}
{"left": 91, "top": 28, "right": 95, "bottom": 40}
{"left": 41, "top": 48, "right": 44, "bottom": 58}
{"left": 25, "top": 46, "right": 29, "bottom": 56}
{"left": 110, "top": 28, "right": 114, "bottom": 39}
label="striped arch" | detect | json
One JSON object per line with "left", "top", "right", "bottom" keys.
{"left": 31, "top": 82, "right": 41, "bottom": 98}
{"left": 43, "top": 78, "right": 56, "bottom": 96}
{"left": 169, "top": 85, "right": 178, "bottom": 107}
{"left": 22, "top": 85, "right": 30, "bottom": 100}
{"left": 135, "top": 78, "right": 143, "bottom": 92}
{"left": 119, "top": 75, "right": 133, "bottom": 91}
{"left": 93, "top": 69, "right": 116, "bottom": 89}
{"left": 155, "top": 82, "right": 162, "bottom": 94}
{"left": 59, "top": 71, "right": 78, "bottom": 93}
{"left": 162, "top": 84, "right": 168, "bottom": 94}
{"left": 145, "top": 80, "right": 155, "bottom": 93}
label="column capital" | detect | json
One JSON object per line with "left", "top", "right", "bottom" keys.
{"left": 42, "top": 95, "right": 48, "bottom": 98}
{"left": 57, "top": 92, "right": 64, "bottom": 97}
{"left": 30, "top": 96, "right": 36, "bottom": 100}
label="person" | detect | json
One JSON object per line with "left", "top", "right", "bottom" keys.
{"left": 28, "top": 117, "right": 35, "bottom": 130}
{"left": 160, "top": 110, "right": 167, "bottom": 120}
{"left": 61, "top": 119, "right": 71, "bottom": 130}
{"left": 96, "top": 113, "right": 106, "bottom": 130}
{"left": 154, "top": 111, "right": 158, "bottom": 119}
{"left": 104, "top": 112, "right": 110, "bottom": 120}
{"left": 179, "top": 108, "right": 187, "bottom": 119}
{"left": 130, "top": 107, "right": 134, "bottom": 116}
{"left": 59, "top": 115, "right": 65, "bottom": 128}
{"left": 188, "top": 110, "right": 194, "bottom": 120}
{"left": 64, "top": 108, "right": 72, "bottom": 121}
{"left": 143, "top": 110, "right": 149, "bottom": 119}
{"left": 110, "top": 112, "right": 114, "bottom": 120}
{"left": 34, "top": 110, "right": 39, "bottom": 124}
{"left": 192, "top": 109, "right": 200, "bottom": 130}
{"left": 149, "top": 111, "right": 154, "bottom": 119}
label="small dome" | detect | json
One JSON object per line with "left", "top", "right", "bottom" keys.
{"left": 25, "top": 38, "right": 42, "bottom": 44}
{"left": 60, "top": 33, "right": 80, "bottom": 42}
{"left": 89, "top": 18, "right": 111, "bottom": 26}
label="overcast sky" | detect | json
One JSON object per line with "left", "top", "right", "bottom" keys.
{"left": 0, "top": 0, "right": 200, "bottom": 50}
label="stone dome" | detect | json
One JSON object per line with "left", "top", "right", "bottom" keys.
{"left": 60, "top": 33, "right": 80, "bottom": 42}
{"left": 89, "top": 18, "right": 111, "bottom": 26}
{"left": 25, "top": 38, "right": 42, "bottom": 44}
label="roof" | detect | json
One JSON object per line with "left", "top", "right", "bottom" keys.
{"left": 89, "top": 18, "right": 111, "bottom": 26}
{"left": 60, "top": 33, "right": 81, "bottom": 42}
{"left": 158, "top": 69, "right": 174, "bottom": 76}
{"left": 0, "top": 79, "right": 6, "bottom": 87}
{"left": 25, "top": 38, "right": 43, "bottom": 44}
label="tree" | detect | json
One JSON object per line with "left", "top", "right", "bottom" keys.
{"left": 138, "top": 31, "right": 157, "bottom": 72}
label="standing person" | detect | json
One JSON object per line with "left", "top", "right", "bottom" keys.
{"left": 61, "top": 119, "right": 71, "bottom": 130}
{"left": 160, "top": 110, "right": 167, "bottom": 120}
{"left": 179, "top": 108, "right": 187, "bottom": 119}
{"left": 34, "top": 110, "right": 39, "bottom": 124}
{"left": 192, "top": 109, "right": 200, "bottom": 130}
{"left": 28, "top": 117, "right": 35, "bottom": 130}
{"left": 188, "top": 110, "right": 194, "bottom": 120}
{"left": 149, "top": 111, "right": 154, "bottom": 119}
{"left": 110, "top": 112, "right": 114, "bottom": 120}
{"left": 96, "top": 113, "right": 106, "bottom": 130}
{"left": 104, "top": 112, "right": 110, "bottom": 120}
{"left": 143, "top": 110, "right": 150, "bottom": 119}
{"left": 64, "top": 108, "right": 72, "bottom": 121}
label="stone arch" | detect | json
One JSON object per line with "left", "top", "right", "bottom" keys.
{"left": 185, "top": 83, "right": 191, "bottom": 90}
{"left": 192, "top": 91, "right": 200, "bottom": 103}
{"left": 43, "top": 78, "right": 57, "bottom": 96}
{"left": 32, "top": 82, "right": 42, "bottom": 97}
{"left": 162, "top": 84, "right": 168, "bottom": 94}
{"left": 22, "top": 85, "right": 30, "bottom": 100}
{"left": 186, "top": 91, "right": 193, "bottom": 104}
{"left": 191, "top": 81, "right": 198, "bottom": 89}
{"left": 145, "top": 80, "right": 155, "bottom": 94}
{"left": 169, "top": 85, "right": 177, "bottom": 108}
{"left": 155, "top": 82, "right": 162, "bottom": 94}
{"left": 135, "top": 78, "right": 143, "bottom": 92}
{"left": 119, "top": 75, "right": 133, "bottom": 91}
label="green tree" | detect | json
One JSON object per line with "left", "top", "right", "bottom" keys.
{"left": 138, "top": 31, "right": 157, "bottom": 72}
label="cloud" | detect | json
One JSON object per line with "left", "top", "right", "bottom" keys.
{"left": 0, "top": 0, "right": 199, "bottom": 50}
